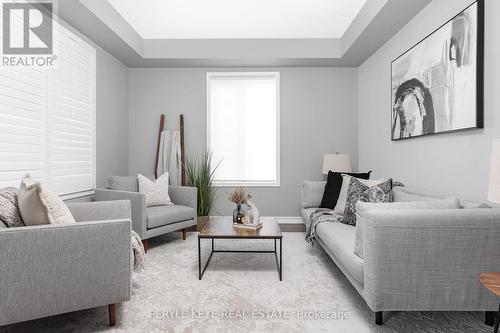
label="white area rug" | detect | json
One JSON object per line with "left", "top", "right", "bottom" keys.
{"left": 2, "top": 232, "right": 490, "bottom": 333}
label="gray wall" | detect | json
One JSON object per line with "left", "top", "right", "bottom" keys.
{"left": 358, "top": 0, "right": 500, "bottom": 201}
{"left": 95, "top": 50, "right": 129, "bottom": 187}
{"left": 129, "top": 68, "right": 358, "bottom": 216}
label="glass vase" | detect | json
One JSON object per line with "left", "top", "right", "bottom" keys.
{"left": 233, "top": 204, "right": 245, "bottom": 224}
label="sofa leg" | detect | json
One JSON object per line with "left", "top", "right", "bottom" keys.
{"left": 182, "top": 228, "right": 187, "bottom": 240}
{"left": 486, "top": 311, "right": 495, "bottom": 326}
{"left": 142, "top": 239, "right": 148, "bottom": 253}
{"left": 108, "top": 304, "right": 116, "bottom": 327}
{"left": 375, "top": 311, "right": 383, "bottom": 325}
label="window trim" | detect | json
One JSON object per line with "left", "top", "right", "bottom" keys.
{"left": 206, "top": 72, "right": 280, "bottom": 188}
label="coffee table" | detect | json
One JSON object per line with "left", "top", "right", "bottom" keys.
{"left": 198, "top": 219, "right": 283, "bottom": 281}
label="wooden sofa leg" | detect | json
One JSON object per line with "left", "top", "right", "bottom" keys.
{"left": 108, "top": 304, "right": 116, "bottom": 327}
{"left": 182, "top": 228, "right": 187, "bottom": 240}
{"left": 486, "top": 311, "right": 495, "bottom": 326}
{"left": 142, "top": 239, "right": 148, "bottom": 253}
{"left": 375, "top": 311, "right": 383, "bottom": 325}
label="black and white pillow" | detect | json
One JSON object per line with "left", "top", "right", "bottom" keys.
{"left": 0, "top": 189, "right": 24, "bottom": 228}
{"left": 341, "top": 178, "right": 393, "bottom": 226}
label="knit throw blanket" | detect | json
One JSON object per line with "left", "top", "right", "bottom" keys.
{"left": 305, "top": 208, "right": 342, "bottom": 246}
{"left": 131, "top": 230, "right": 146, "bottom": 272}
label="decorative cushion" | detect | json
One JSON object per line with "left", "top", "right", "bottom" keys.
{"left": 342, "top": 178, "right": 393, "bottom": 226}
{"left": 320, "top": 171, "right": 371, "bottom": 209}
{"left": 138, "top": 173, "right": 173, "bottom": 207}
{"left": 354, "top": 197, "right": 461, "bottom": 259}
{"left": 18, "top": 175, "right": 75, "bottom": 225}
{"left": 334, "top": 175, "right": 388, "bottom": 215}
{"left": 0, "top": 189, "right": 24, "bottom": 228}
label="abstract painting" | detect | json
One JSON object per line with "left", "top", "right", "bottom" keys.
{"left": 391, "top": 1, "right": 484, "bottom": 141}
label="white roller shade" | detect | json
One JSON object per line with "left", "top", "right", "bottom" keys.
{"left": 207, "top": 72, "right": 280, "bottom": 187}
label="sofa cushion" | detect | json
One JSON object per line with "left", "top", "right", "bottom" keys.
{"left": 320, "top": 171, "right": 371, "bottom": 209}
{"left": 108, "top": 176, "right": 140, "bottom": 192}
{"left": 316, "top": 222, "right": 364, "bottom": 285}
{"left": 147, "top": 205, "right": 195, "bottom": 229}
{"left": 334, "top": 176, "right": 388, "bottom": 215}
{"left": 108, "top": 175, "right": 155, "bottom": 192}
{"left": 0, "top": 189, "right": 23, "bottom": 228}
{"left": 393, "top": 190, "right": 435, "bottom": 202}
{"left": 354, "top": 198, "right": 461, "bottom": 259}
{"left": 18, "top": 175, "right": 75, "bottom": 226}
{"left": 342, "top": 178, "right": 392, "bottom": 226}
{"left": 301, "top": 181, "right": 326, "bottom": 209}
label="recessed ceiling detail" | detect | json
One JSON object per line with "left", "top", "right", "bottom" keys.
{"left": 106, "top": 0, "right": 366, "bottom": 39}
{"left": 60, "top": 0, "right": 432, "bottom": 67}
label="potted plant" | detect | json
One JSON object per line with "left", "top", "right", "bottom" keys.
{"left": 185, "top": 152, "right": 219, "bottom": 230}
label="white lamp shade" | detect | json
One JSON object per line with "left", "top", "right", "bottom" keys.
{"left": 322, "top": 154, "right": 352, "bottom": 175}
{"left": 488, "top": 139, "right": 500, "bottom": 203}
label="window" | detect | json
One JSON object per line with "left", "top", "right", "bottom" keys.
{"left": 207, "top": 72, "right": 280, "bottom": 187}
{"left": 0, "top": 21, "right": 96, "bottom": 199}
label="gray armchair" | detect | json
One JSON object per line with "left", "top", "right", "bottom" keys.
{"left": 95, "top": 176, "right": 197, "bottom": 251}
{"left": 0, "top": 200, "right": 132, "bottom": 327}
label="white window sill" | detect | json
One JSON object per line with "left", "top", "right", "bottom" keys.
{"left": 214, "top": 182, "right": 280, "bottom": 188}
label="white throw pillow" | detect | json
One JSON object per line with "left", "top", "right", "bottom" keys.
{"left": 18, "top": 175, "right": 75, "bottom": 225}
{"left": 138, "top": 173, "right": 173, "bottom": 207}
{"left": 333, "top": 175, "right": 387, "bottom": 215}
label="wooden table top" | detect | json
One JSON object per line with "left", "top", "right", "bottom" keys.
{"left": 198, "top": 219, "right": 282, "bottom": 239}
{"left": 480, "top": 272, "right": 500, "bottom": 297}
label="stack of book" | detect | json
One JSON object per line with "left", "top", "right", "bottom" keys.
{"left": 233, "top": 222, "right": 263, "bottom": 230}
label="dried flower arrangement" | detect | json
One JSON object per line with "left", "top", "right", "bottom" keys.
{"left": 228, "top": 187, "right": 251, "bottom": 206}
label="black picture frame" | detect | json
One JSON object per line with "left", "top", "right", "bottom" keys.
{"left": 390, "top": 0, "right": 484, "bottom": 142}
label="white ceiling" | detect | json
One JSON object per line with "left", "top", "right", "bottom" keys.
{"left": 106, "top": 0, "right": 367, "bottom": 39}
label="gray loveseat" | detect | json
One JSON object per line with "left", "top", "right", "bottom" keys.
{"left": 302, "top": 181, "right": 500, "bottom": 325}
{"left": 95, "top": 176, "right": 197, "bottom": 251}
{"left": 0, "top": 200, "right": 132, "bottom": 327}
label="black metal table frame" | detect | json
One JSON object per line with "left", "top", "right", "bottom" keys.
{"left": 198, "top": 236, "right": 282, "bottom": 281}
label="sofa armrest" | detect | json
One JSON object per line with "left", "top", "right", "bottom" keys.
{"left": 363, "top": 208, "right": 500, "bottom": 311}
{"left": 0, "top": 219, "right": 131, "bottom": 326}
{"left": 301, "top": 180, "right": 326, "bottom": 209}
{"left": 67, "top": 200, "right": 131, "bottom": 222}
{"left": 169, "top": 186, "right": 197, "bottom": 211}
{"left": 95, "top": 188, "right": 146, "bottom": 238}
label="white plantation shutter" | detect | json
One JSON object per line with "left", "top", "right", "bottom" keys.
{"left": 0, "top": 18, "right": 96, "bottom": 198}
{"left": 0, "top": 67, "right": 45, "bottom": 187}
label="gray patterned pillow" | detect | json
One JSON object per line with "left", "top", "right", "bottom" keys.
{"left": 0, "top": 190, "right": 24, "bottom": 228}
{"left": 342, "top": 178, "right": 393, "bottom": 226}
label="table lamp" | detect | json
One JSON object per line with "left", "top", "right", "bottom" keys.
{"left": 322, "top": 153, "right": 352, "bottom": 175}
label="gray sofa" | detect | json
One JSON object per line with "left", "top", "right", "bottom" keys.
{"left": 302, "top": 181, "right": 500, "bottom": 325}
{"left": 0, "top": 200, "right": 132, "bottom": 327}
{"left": 95, "top": 176, "right": 197, "bottom": 251}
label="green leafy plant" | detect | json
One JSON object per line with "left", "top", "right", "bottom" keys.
{"left": 185, "top": 152, "right": 220, "bottom": 217}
